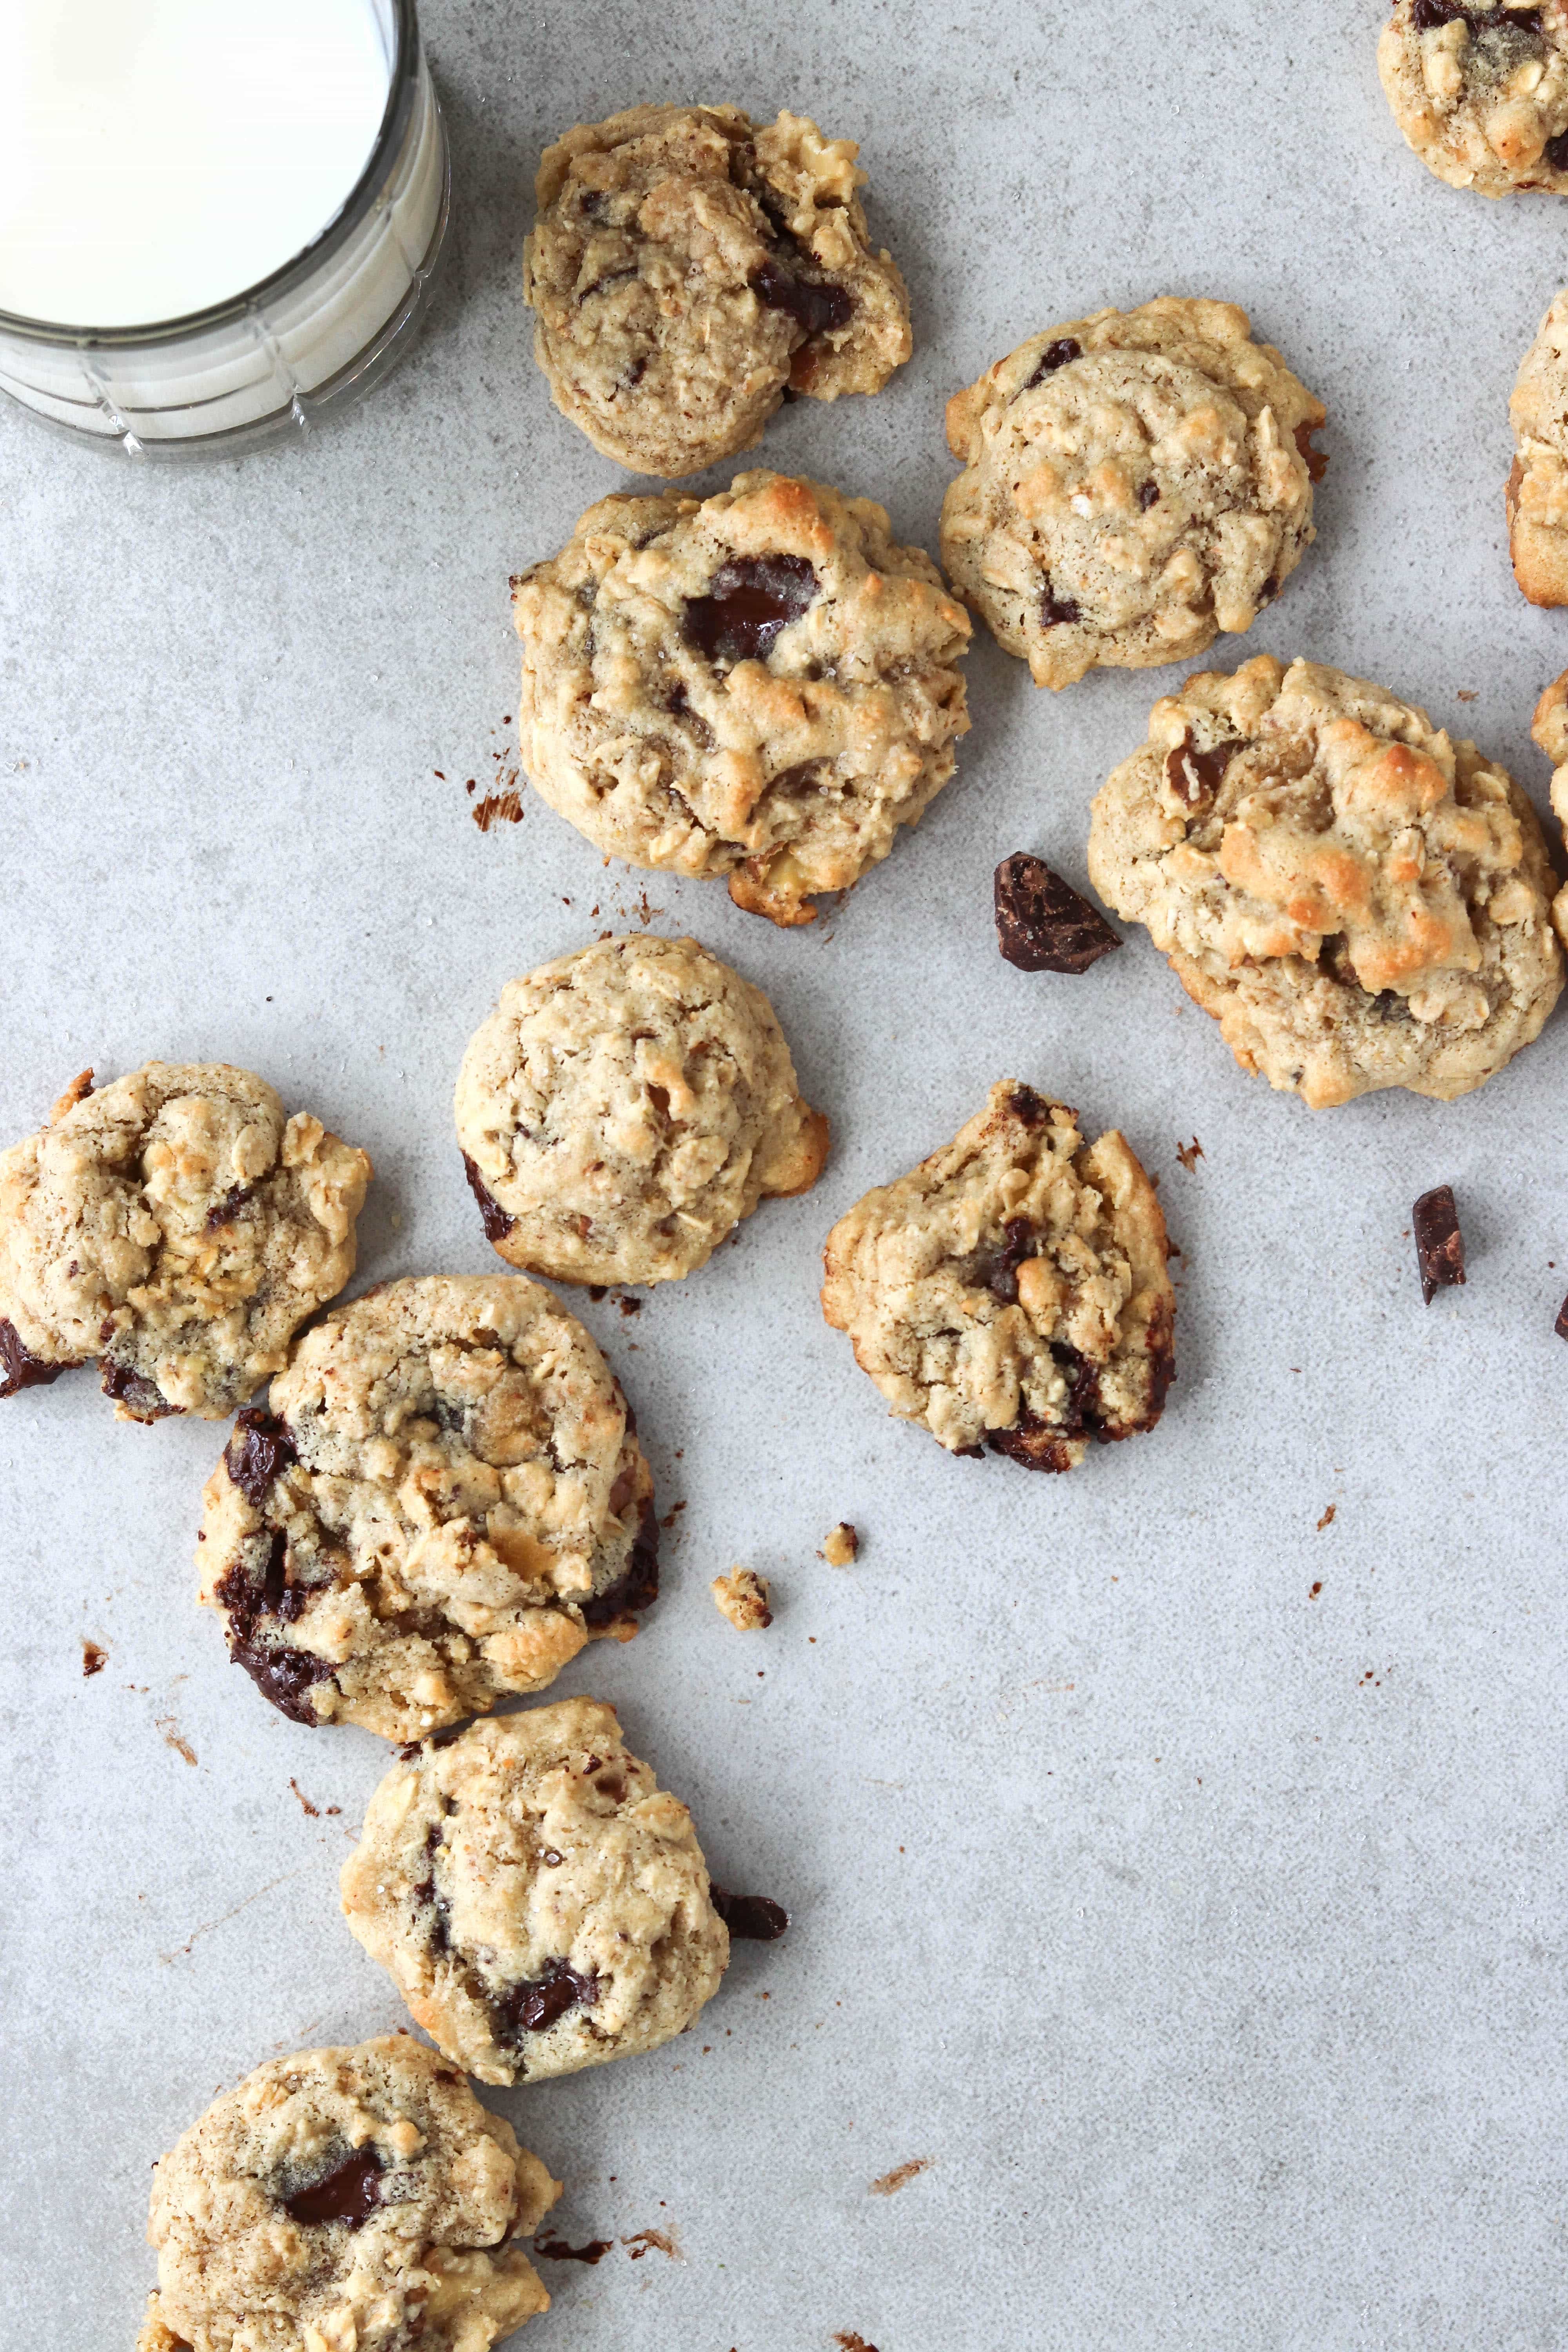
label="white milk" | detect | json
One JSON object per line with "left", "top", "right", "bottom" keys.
{"left": 0, "top": 0, "right": 392, "bottom": 327}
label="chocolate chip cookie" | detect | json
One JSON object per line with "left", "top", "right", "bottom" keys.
{"left": 1379, "top": 1, "right": 1568, "bottom": 195}
{"left": 1509, "top": 289, "right": 1568, "bottom": 603}
{"left": 340, "top": 1699, "right": 729, "bottom": 2087}
{"left": 514, "top": 470, "right": 971, "bottom": 925}
{"left": 941, "top": 298, "right": 1325, "bottom": 690}
{"left": 1529, "top": 666, "right": 1568, "bottom": 942}
{"left": 0, "top": 1062, "right": 370, "bottom": 1422}
{"left": 455, "top": 933, "right": 828, "bottom": 1285}
{"left": 198, "top": 1274, "right": 656, "bottom": 1740}
{"left": 820, "top": 1082, "right": 1174, "bottom": 1469}
{"left": 136, "top": 2036, "right": 560, "bottom": 2352}
{"left": 1087, "top": 655, "right": 1564, "bottom": 1106}
{"left": 523, "top": 102, "right": 911, "bottom": 477}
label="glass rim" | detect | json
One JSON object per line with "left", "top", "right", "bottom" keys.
{"left": 0, "top": 0, "right": 421, "bottom": 349}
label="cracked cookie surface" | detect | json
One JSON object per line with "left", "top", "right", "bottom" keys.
{"left": 455, "top": 933, "right": 828, "bottom": 1285}
{"left": 136, "top": 2035, "right": 559, "bottom": 2352}
{"left": 1508, "top": 288, "right": 1568, "bottom": 603}
{"left": 523, "top": 102, "right": 911, "bottom": 477}
{"left": 341, "top": 1699, "right": 728, "bottom": 2087}
{"left": 940, "top": 298, "right": 1324, "bottom": 691}
{"left": 1087, "top": 656, "right": 1564, "bottom": 1106}
{"left": 514, "top": 470, "right": 971, "bottom": 926}
{"left": 1379, "top": 1, "right": 1568, "bottom": 195}
{"left": 198, "top": 1274, "right": 656, "bottom": 1741}
{"left": 820, "top": 1082, "right": 1174, "bottom": 1468}
{"left": 0, "top": 1062, "right": 369, "bottom": 1422}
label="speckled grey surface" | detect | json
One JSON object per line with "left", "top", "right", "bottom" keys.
{"left": 4, "top": 3, "right": 1568, "bottom": 2346}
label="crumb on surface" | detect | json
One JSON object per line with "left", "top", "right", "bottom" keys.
{"left": 870, "top": 2156, "right": 931, "bottom": 2196}
{"left": 1317, "top": 1503, "right": 1336, "bottom": 1531}
{"left": 712, "top": 1568, "right": 773, "bottom": 1631}
{"left": 1176, "top": 1137, "right": 1203, "bottom": 1173}
{"left": 82, "top": 1639, "right": 107, "bottom": 1677}
{"left": 822, "top": 1521, "right": 858, "bottom": 1566}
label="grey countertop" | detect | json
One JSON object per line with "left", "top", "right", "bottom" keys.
{"left": 4, "top": 3, "right": 1568, "bottom": 2345}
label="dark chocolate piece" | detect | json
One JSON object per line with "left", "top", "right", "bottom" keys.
{"left": 1040, "top": 581, "right": 1081, "bottom": 628}
{"left": 1413, "top": 1184, "right": 1466, "bottom": 1305}
{"left": 1025, "top": 337, "right": 1081, "bottom": 387}
{"left": 205, "top": 1183, "right": 254, "bottom": 1231}
{"left": 580, "top": 1500, "right": 660, "bottom": 1627}
{"left": 1164, "top": 733, "right": 1243, "bottom": 809}
{"left": 1138, "top": 479, "right": 1160, "bottom": 510}
{"left": 535, "top": 2237, "right": 614, "bottom": 2265}
{"left": 749, "top": 257, "right": 854, "bottom": 339}
{"left": 495, "top": 1958, "right": 601, "bottom": 2037}
{"left": 1546, "top": 127, "right": 1568, "bottom": 171}
{"left": 1555, "top": 1292, "right": 1568, "bottom": 1339}
{"left": 710, "top": 1887, "right": 789, "bottom": 1941}
{"left": 283, "top": 2148, "right": 383, "bottom": 2230}
{"left": 224, "top": 1406, "right": 297, "bottom": 1509}
{"left": 100, "top": 1361, "right": 178, "bottom": 1419}
{"left": 1005, "top": 1084, "right": 1053, "bottom": 1129}
{"left": 1412, "top": 0, "right": 1540, "bottom": 25}
{"left": 0, "top": 1318, "right": 70, "bottom": 1399}
{"left": 228, "top": 1633, "right": 334, "bottom": 1725}
{"left": 462, "top": 1152, "right": 515, "bottom": 1243}
{"left": 683, "top": 555, "right": 819, "bottom": 667}
{"left": 984, "top": 1216, "right": 1036, "bottom": 1307}
{"left": 994, "top": 854, "right": 1122, "bottom": 973}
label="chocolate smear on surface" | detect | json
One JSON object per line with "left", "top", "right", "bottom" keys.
{"left": 994, "top": 854, "right": 1121, "bottom": 973}
{"left": 462, "top": 1152, "right": 515, "bottom": 1243}
{"left": 535, "top": 2236, "right": 613, "bottom": 2265}
{"left": 1413, "top": 1185, "right": 1466, "bottom": 1305}
{"left": 284, "top": 2148, "right": 383, "bottom": 2230}
{"left": 711, "top": 1887, "right": 789, "bottom": 1940}
{"left": 682, "top": 555, "right": 818, "bottom": 667}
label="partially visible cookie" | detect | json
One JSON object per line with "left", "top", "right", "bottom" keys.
{"left": 941, "top": 298, "right": 1325, "bottom": 690}
{"left": 1530, "top": 667, "right": 1568, "bottom": 942}
{"left": 820, "top": 1082, "right": 1174, "bottom": 1468}
{"left": 455, "top": 934, "right": 828, "bottom": 1285}
{"left": 1378, "top": 2, "right": 1568, "bottom": 196}
{"left": 340, "top": 1699, "right": 729, "bottom": 2087}
{"left": 523, "top": 102, "right": 911, "bottom": 477}
{"left": 514, "top": 471, "right": 971, "bottom": 926}
{"left": 1508, "top": 289, "right": 1568, "bottom": 604}
{"left": 0, "top": 1062, "right": 370, "bottom": 1421}
{"left": 136, "top": 2036, "right": 559, "bottom": 2352}
{"left": 1088, "top": 655, "right": 1564, "bottom": 1106}
{"left": 198, "top": 1274, "right": 656, "bottom": 1740}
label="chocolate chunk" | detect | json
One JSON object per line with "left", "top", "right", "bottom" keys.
{"left": 1165, "top": 732, "right": 1243, "bottom": 809}
{"left": 749, "top": 256, "right": 854, "bottom": 339}
{"left": 99, "top": 1361, "right": 178, "bottom": 1419}
{"left": 581, "top": 1499, "right": 660, "bottom": 1627}
{"left": 994, "top": 853, "right": 1122, "bottom": 974}
{"left": 462, "top": 1152, "right": 515, "bottom": 1243}
{"left": 535, "top": 2236, "right": 614, "bottom": 2265}
{"left": 711, "top": 1887, "right": 790, "bottom": 1941}
{"left": 228, "top": 1633, "right": 334, "bottom": 1724}
{"left": 283, "top": 2148, "right": 383, "bottom": 2230}
{"left": 1025, "top": 336, "right": 1081, "bottom": 387}
{"left": 683, "top": 554, "right": 819, "bottom": 667}
{"left": 1293, "top": 421, "right": 1329, "bottom": 485}
{"left": 1413, "top": 1184, "right": 1466, "bottom": 1305}
{"left": 984, "top": 1216, "right": 1036, "bottom": 1306}
{"left": 1555, "top": 1292, "right": 1568, "bottom": 1339}
{"left": 496, "top": 1957, "right": 601, "bottom": 2037}
{"left": 1546, "top": 127, "right": 1568, "bottom": 171}
{"left": 989, "top": 1415, "right": 1080, "bottom": 1472}
{"left": 1138, "top": 480, "right": 1160, "bottom": 510}
{"left": 0, "top": 1318, "right": 70, "bottom": 1399}
{"left": 1040, "top": 581, "right": 1082, "bottom": 628}
{"left": 205, "top": 1183, "right": 254, "bottom": 1231}
{"left": 1005, "top": 1084, "right": 1053, "bottom": 1129}
{"left": 225, "top": 1406, "right": 297, "bottom": 1510}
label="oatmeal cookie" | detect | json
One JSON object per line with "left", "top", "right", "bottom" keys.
{"left": 455, "top": 934, "right": 828, "bottom": 1285}
{"left": 523, "top": 102, "right": 911, "bottom": 477}
{"left": 514, "top": 470, "right": 971, "bottom": 926}
{"left": 0, "top": 1062, "right": 369, "bottom": 1422}
{"left": 198, "top": 1274, "right": 656, "bottom": 1740}
{"left": 1088, "top": 656, "right": 1564, "bottom": 1106}
{"left": 1508, "top": 289, "right": 1568, "bottom": 603}
{"left": 1529, "top": 666, "right": 1568, "bottom": 941}
{"left": 340, "top": 1699, "right": 728, "bottom": 2087}
{"left": 136, "top": 2036, "right": 559, "bottom": 2352}
{"left": 1378, "top": 1, "right": 1568, "bottom": 196}
{"left": 820, "top": 1082, "right": 1174, "bottom": 1469}
{"left": 940, "top": 298, "right": 1325, "bottom": 691}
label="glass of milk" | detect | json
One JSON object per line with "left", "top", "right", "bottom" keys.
{"left": 0, "top": 0, "right": 449, "bottom": 455}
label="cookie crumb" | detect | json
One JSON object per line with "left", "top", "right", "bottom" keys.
{"left": 1175, "top": 1137, "right": 1203, "bottom": 1173}
{"left": 822, "top": 1521, "right": 858, "bottom": 1566}
{"left": 622, "top": 2226, "right": 681, "bottom": 2262}
{"left": 289, "top": 1778, "right": 320, "bottom": 1817}
{"left": 1413, "top": 1185, "right": 1465, "bottom": 1305}
{"left": 834, "top": 2333, "right": 880, "bottom": 2350}
{"left": 1310, "top": 1581, "right": 1323, "bottom": 1598}
{"left": 712, "top": 1568, "right": 772, "bottom": 1631}
{"left": 82, "top": 1638, "right": 107, "bottom": 1677}
{"left": 155, "top": 1716, "right": 198, "bottom": 1767}
{"left": 1456, "top": 690, "right": 1477, "bottom": 702}
{"left": 870, "top": 2157, "right": 931, "bottom": 2196}
{"left": 535, "top": 2236, "right": 613, "bottom": 2265}
{"left": 1316, "top": 1504, "right": 1336, "bottom": 1531}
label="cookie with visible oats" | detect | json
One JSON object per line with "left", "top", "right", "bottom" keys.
{"left": 940, "top": 298, "right": 1325, "bottom": 691}
{"left": 820, "top": 1082, "right": 1174, "bottom": 1469}
{"left": 1378, "top": 1, "right": 1568, "bottom": 196}
{"left": 523, "top": 102, "right": 911, "bottom": 477}
{"left": 136, "top": 2036, "right": 560, "bottom": 2352}
{"left": 1529, "top": 666, "right": 1568, "bottom": 944}
{"left": 1508, "top": 288, "right": 1568, "bottom": 603}
{"left": 0, "top": 1062, "right": 369, "bottom": 1422}
{"left": 198, "top": 1274, "right": 656, "bottom": 1741}
{"left": 513, "top": 470, "right": 971, "bottom": 926}
{"left": 1088, "top": 655, "right": 1564, "bottom": 1106}
{"left": 455, "top": 933, "right": 828, "bottom": 1285}
{"left": 340, "top": 1698, "right": 729, "bottom": 2088}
